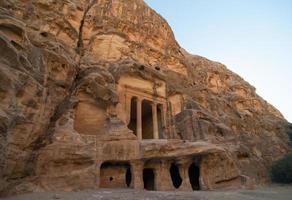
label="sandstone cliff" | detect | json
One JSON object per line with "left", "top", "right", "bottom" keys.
{"left": 0, "top": 0, "right": 291, "bottom": 196}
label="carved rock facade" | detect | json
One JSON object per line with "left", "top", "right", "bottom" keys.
{"left": 0, "top": 0, "right": 290, "bottom": 196}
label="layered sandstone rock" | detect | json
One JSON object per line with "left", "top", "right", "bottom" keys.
{"left": 0, "top": 0, "right": 290, "bottom": 196}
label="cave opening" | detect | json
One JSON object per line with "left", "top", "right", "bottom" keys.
{"left": 143, "top": 168, "right": 155, "bottom": 190}
{"left": 169, "top": 163, "right": 182, "bottom": 189}
{"left": 188, "top": 163, "right": 200, "bottom": 190}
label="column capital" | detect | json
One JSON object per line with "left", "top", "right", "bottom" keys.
{"left": 136, "top": 96, "right": 143, "bottom": 102}
{"left": 130, "top": 159, "right": 144, "bottom": 167}
{"left": 176, "top": 158, "right": 192, "bottom": 167}
{"left": 160, "top": 159, "right": 170, "bottom": 168}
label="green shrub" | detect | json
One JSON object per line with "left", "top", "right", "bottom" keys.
{"left": 270, "top": 154, "right": 292, "bottom": 183}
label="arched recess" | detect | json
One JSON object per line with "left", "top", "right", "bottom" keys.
{"left": 169, "top": 163, "right": 182, "bottom": 189}
{"left": 188, "top": 163, "right": 200, "bottom": 190}
{"left": 74, "top": 92, "right": 107, "bottom": 135}
{"left": 143, "top": 168, "right": 155, "bottom": 190}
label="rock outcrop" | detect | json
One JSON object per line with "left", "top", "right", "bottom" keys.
{"left": 0, "top": 0, "right": 290, "bottom": 196}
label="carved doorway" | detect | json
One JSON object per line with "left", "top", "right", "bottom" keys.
{"left": 170, "top": 163, "right": 182, "bottom": 188}
{"left": 142, "top": 100, "right": 153, "bottom": 139}
{"left": 128, "top": 97, "right": 137, "bottom": 135}
{"left": 143, "top": 168, "right": 155, "bottom": 190}
{"left": 188, "top": 163, "right": 200, "bottom": 190}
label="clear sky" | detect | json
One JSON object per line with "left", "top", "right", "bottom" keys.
{"left": 144, "top": 0, "right": 292, "bottom": 122}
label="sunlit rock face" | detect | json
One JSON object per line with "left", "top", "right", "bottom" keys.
{"left": 0, "top": 0, "right": 290, "bottom": 196}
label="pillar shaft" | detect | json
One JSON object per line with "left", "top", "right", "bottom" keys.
{"left": 95, "top": 161, "right": 101, "bottom": 189}
{"left": 125, "top": 94, "right": 132, "bottom": 125}
{"left": 156, "top": 161, "right": 172, "bottom": 190}
{"left": 136, "top": 98, "right": 142, "bottom": 140}
{"left": 162, "top": 104, "right": 167, "bottom": 139}
{"left": 152, "top": 102, "right": 159, "bottom": 139}
{"left": 131, "top": 160, "right": 144, "bottom": 189}
{"left": 178, "top": 163, "right": 192, "bottom": 191}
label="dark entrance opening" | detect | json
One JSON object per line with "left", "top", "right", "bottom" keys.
{"left": 188, "top": 163, "right": 200, "bottom": 190}
{"left": 170, "top": 163, "right": 182, "bottom": 188}
{"left": 125, "top": 167, "right": 132, "bottom": 187}
{"left": 143, "top": 168, "right": 155, "bottom": 190}
{"left": 142, "top": 100, "right": 153, "bottom": 139}
{"left": 128, "top": 97, "right": 137, "bottom": 135}
{"left": 157, "top": 104, "right": 164, "bottom": 139}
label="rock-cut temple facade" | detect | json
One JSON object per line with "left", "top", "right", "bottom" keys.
{"left": 73, "top": 68, "right": 241, "bottom": 191}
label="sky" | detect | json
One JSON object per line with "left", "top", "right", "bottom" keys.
{"left": 144, "top": 0, "right": 292, "bottom": 122}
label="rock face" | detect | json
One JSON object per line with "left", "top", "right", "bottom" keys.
{"left": 0, "top": 0, "right": 290, "bottom": 196}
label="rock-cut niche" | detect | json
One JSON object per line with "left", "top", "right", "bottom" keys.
{"left": 100, "top": 162, "right": 132, "bottom": 188}
{"left": 142, "top": 99, "right": 154, "bottom": 139}
{"left": 143, "top": 168, "right": 155, "bottom": 190}
{"left": 169, "top": 163, "right": 182, "bottom": 188}
{"left": 188, "top": 163, "right": 200, "bottom": 190}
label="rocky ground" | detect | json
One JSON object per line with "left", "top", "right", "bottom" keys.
{"left": 2, "top": 185, "right": 292, "bottom": 200}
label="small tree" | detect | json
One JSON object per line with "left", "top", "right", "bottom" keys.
{"left": 270, "top": 154, "right": 292, "bottom": 183}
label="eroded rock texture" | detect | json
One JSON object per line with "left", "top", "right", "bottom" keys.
{"left": 0, "top": 0, "right": 290, "bottom": 196}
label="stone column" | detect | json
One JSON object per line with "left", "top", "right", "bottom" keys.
{"left": 152, "top": 102, "right": 159, "bottom": 139}
{"left": 95, "top": 161, "right": 102, "bottom": 189}
{"left": 167, "top": 102, "right": 175, "bottom": 139}
{"left": 131, "top": 160, "right": 144, "bottom": 189}
{"left": 125, "top": 94, "right": 132, "bottom": 125}
{"left": 136, "top": 98, "right": 142, "bottom": 140}
{"left": 162, "top": 104, "right": 167, "bottom": 138}
{"left": 161, "top": 104, "right": 166, "bottom": 127}
{"left": 178, "top": 162, "right": 193, "bottom": 191}
{"left": 156, "top": 160, "right": 172, "bottom": 191}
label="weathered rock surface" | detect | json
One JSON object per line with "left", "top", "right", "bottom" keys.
{"left": 0, "top": 0, "right": 290, "bottom": 197}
